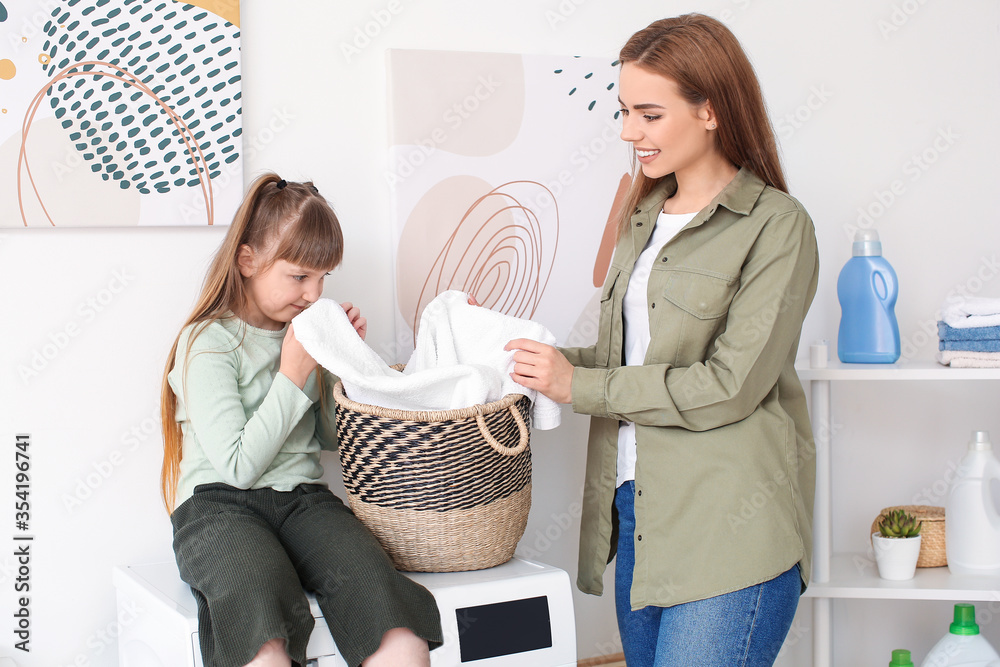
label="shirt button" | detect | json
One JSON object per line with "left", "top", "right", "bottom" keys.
{"left": 661, "top": 257, "right": 668, "bottom": 262}
{"left": 636, "top": 222, "right": 643, "bottom": 227}
{"left": 637, "top": 535, "right": 642, "bottom": 541}
{"left": 651, "top": 303, "right": 656, "bottom": 309}
{"left": 637, "top": 489, "right": 642, "bottom": 496}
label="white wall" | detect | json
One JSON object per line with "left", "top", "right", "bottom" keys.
{"left": 1, "top": 0, "right": 999, "bottom": 665}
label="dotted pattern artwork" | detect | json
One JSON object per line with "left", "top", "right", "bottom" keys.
{"left": 553, "top": 57, "right": 620, "bottom": 118}
{"left": 40, "top": 0, "right": 241, "bottom": 194}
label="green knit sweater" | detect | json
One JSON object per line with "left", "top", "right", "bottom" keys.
{"left": 168, "top": 316, "right": 338, "bottom": 508}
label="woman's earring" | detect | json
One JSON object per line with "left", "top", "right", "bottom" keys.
{"left": 710, "top": 123, "right": 717, "bottom": 130}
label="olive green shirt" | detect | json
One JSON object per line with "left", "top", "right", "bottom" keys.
{"left": 563, "top": 168, "right": 818, "bottom": 609}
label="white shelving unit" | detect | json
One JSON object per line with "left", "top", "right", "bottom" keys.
{"left": 795, "top": 358, "right": 1000, "bottom": 667}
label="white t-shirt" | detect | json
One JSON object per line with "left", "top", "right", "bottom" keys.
{"left": 617, "top": 209, "right": 697, "bottom": 487}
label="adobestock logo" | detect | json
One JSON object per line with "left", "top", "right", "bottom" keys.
{"left": 385, "top": 75, "right": 503, "bottom": 190}
{"left": 180, "top": 107, "right": 295, "bottom": 223}
{"left": 340, "top": 0, "right": 406, "bottom": 64}
{"left": 775, "top": 85, "right": 833, "bottom": 142}
{"left": 544, "top": 0, "right": 589, "bottom": 30}
{"left": 9, "top": 0, "right": 62, "bottom": 53}
{"left": 516, "top": 501, "right": 582, "bottom": 559}
{"left": 16, "top": 268, "right": 135, "bottom": 384}
{"left": 515, "top": 117, "right": 625, "bottom": 215}
{"left": 62, "top": 411, "right": 159, "bottom": 513}
{"left": 877, "top": 0, "right": 931, "bottom": 39}
{"left": 845, "top": 126, "right": 959, "bottom": 242}
{"left": 897, "top": 253, "right": 1000, "bottom": 361}
{"left": 716, "top": 0, "right": 757, "bottom": 23}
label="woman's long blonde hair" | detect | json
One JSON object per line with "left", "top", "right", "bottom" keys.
{"left": 615, "top": 14, "right": 786, "bottom": 238}
{"left": 160, "top": 172, "right": 343, "bottom": 513}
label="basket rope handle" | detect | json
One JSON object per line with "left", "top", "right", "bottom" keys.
{"left": 475, "top": 404, "right": 529, "bottom": 456}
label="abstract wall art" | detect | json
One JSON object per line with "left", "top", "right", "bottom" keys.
{"left": 387, "top": 48, "right": 631, "bottom": 359}
{"left": 0, "top": 0, "right": 243, "bottom": 227}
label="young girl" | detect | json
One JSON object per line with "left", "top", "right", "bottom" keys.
{"left": 507, "top": 14, "right": 819, "bottom": 667}
{"left": 161, "top": 173, "right": 442, "bottom": 667}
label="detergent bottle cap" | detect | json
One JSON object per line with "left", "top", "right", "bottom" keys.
{"left": 853, "top": 229, "right": 883, "bottom": 257}
{"left": 950, "top": 603, "right": 980, "bottom": 635}
{"left": 970, "top": 430, "right": 992, "bottom": 452}
{"left": 889, "top": 649, "right": 914, "bottom": 666}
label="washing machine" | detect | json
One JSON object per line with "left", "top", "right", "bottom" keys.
{"left": 112, "top": 557, "right": 577, "bottom": 666}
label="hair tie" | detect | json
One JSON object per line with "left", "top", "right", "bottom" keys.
{"left": 310, "top": 184, "right": 319, "bottom": 195}
{"left": 276, "top": 179, "right": 287, "bottom": 190}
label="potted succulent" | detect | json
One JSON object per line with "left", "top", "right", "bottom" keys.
{"left": 872, "top": 508, "right": 923, "bottom": 581}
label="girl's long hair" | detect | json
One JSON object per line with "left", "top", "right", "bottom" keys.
{"left": 160, "top": 173, "right": 343, "bottom": 513}
{"left": 615, "top": 13, "right": 786, "bottom": 238}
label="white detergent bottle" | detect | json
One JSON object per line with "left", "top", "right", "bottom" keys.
{"left": 947, "top": 431, "right": 1000, "bottom": 576}
{"left": 921, "top": 604, "right": 1000, "bottom": 667}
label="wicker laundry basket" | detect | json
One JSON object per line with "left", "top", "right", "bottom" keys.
{"left": 870, "top": 505, "right": 947, "bottom": 568}
{"left": 332, "top": 380, "right": 532, "bottom": 572}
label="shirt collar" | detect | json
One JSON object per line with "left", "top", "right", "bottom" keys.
{"left": 635, "top": 166, "right": 767, "bottom": 219}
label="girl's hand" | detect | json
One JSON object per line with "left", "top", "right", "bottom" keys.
{"left": 504, "top": 338, "right": 574, "bottom": 404}
{"left": 467, "top": 294, "right": 480, "bottom": 306}
{"left": 280, "top": 323, "right": 317, "bottom": 389}
{"left": 340, "top": 301, "right": 368, "bottom": 341}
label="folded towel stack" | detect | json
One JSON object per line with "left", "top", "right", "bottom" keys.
{"left": 937, "top": 297, "right": 1000, "bottom": 367}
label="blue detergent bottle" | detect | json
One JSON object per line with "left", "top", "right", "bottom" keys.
{"left": 837, "top": 229, "right": 900, "bottom": 363}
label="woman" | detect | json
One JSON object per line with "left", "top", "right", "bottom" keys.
{"left": 506, "top": 14, "right": 818, "bottom": 666}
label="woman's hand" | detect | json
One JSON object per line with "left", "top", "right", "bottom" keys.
{"left": 280, "top": 323, "right": 317, "bottom": 389}
{"left": 340, "top": 301, "right": 368, "bottom": 340}
{"left": 504, "top": 338, "right": 574, "bottom": 404}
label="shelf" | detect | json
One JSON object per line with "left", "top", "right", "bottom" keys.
{"left": 795, "top": 359, "right": 1000, "bottom": 381}
{"left": 804, "top": 553, "right": 1000, "bottom": 601}
{"left": 798, "top": 355, "right": 1000, "bottom": 665}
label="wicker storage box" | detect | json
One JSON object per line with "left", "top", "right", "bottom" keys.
{"left": 333, "top": 380, "right": 532, "bottom": 572}
{"left": 870, "top": 505, "right": 946, "bottom": 568}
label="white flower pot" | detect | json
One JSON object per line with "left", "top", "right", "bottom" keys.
{"left": 872, "top": 533, "right": 922, "bottom": 581}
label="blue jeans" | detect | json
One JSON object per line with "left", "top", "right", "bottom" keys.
{"left": 614, "top": 481, "right": 800, "bottom": 667}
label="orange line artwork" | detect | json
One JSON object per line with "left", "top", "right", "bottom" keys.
{"left": 17, "top": 60, "right": 214, "bottom": 227}
{"left": 410, "top": 180, "right": 560, "bottom": 342}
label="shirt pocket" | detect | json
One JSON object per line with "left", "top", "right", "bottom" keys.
{"left": 662, "top": 269, "right": 738, "bottom": 319}
{"left": 660, "top": 269, "right": 739, "bottom": 362}
{"left": 595, "top": 268, "right": 622, "bottom": 368}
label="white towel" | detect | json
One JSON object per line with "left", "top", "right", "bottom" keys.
{"left": 405, "top": 290, "right": 562, "bottom": 429}
{"left": 942, "top": 296, "right": 1000, "bottom": 329}
{"left": 292, "top": 294, "right": 561, "bottom": 429}
{"left": 936, "top": 350, "right": 1000, "bottom": 368}
{"left": 292, "top": 299, "right": 497, "bottom": 412}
